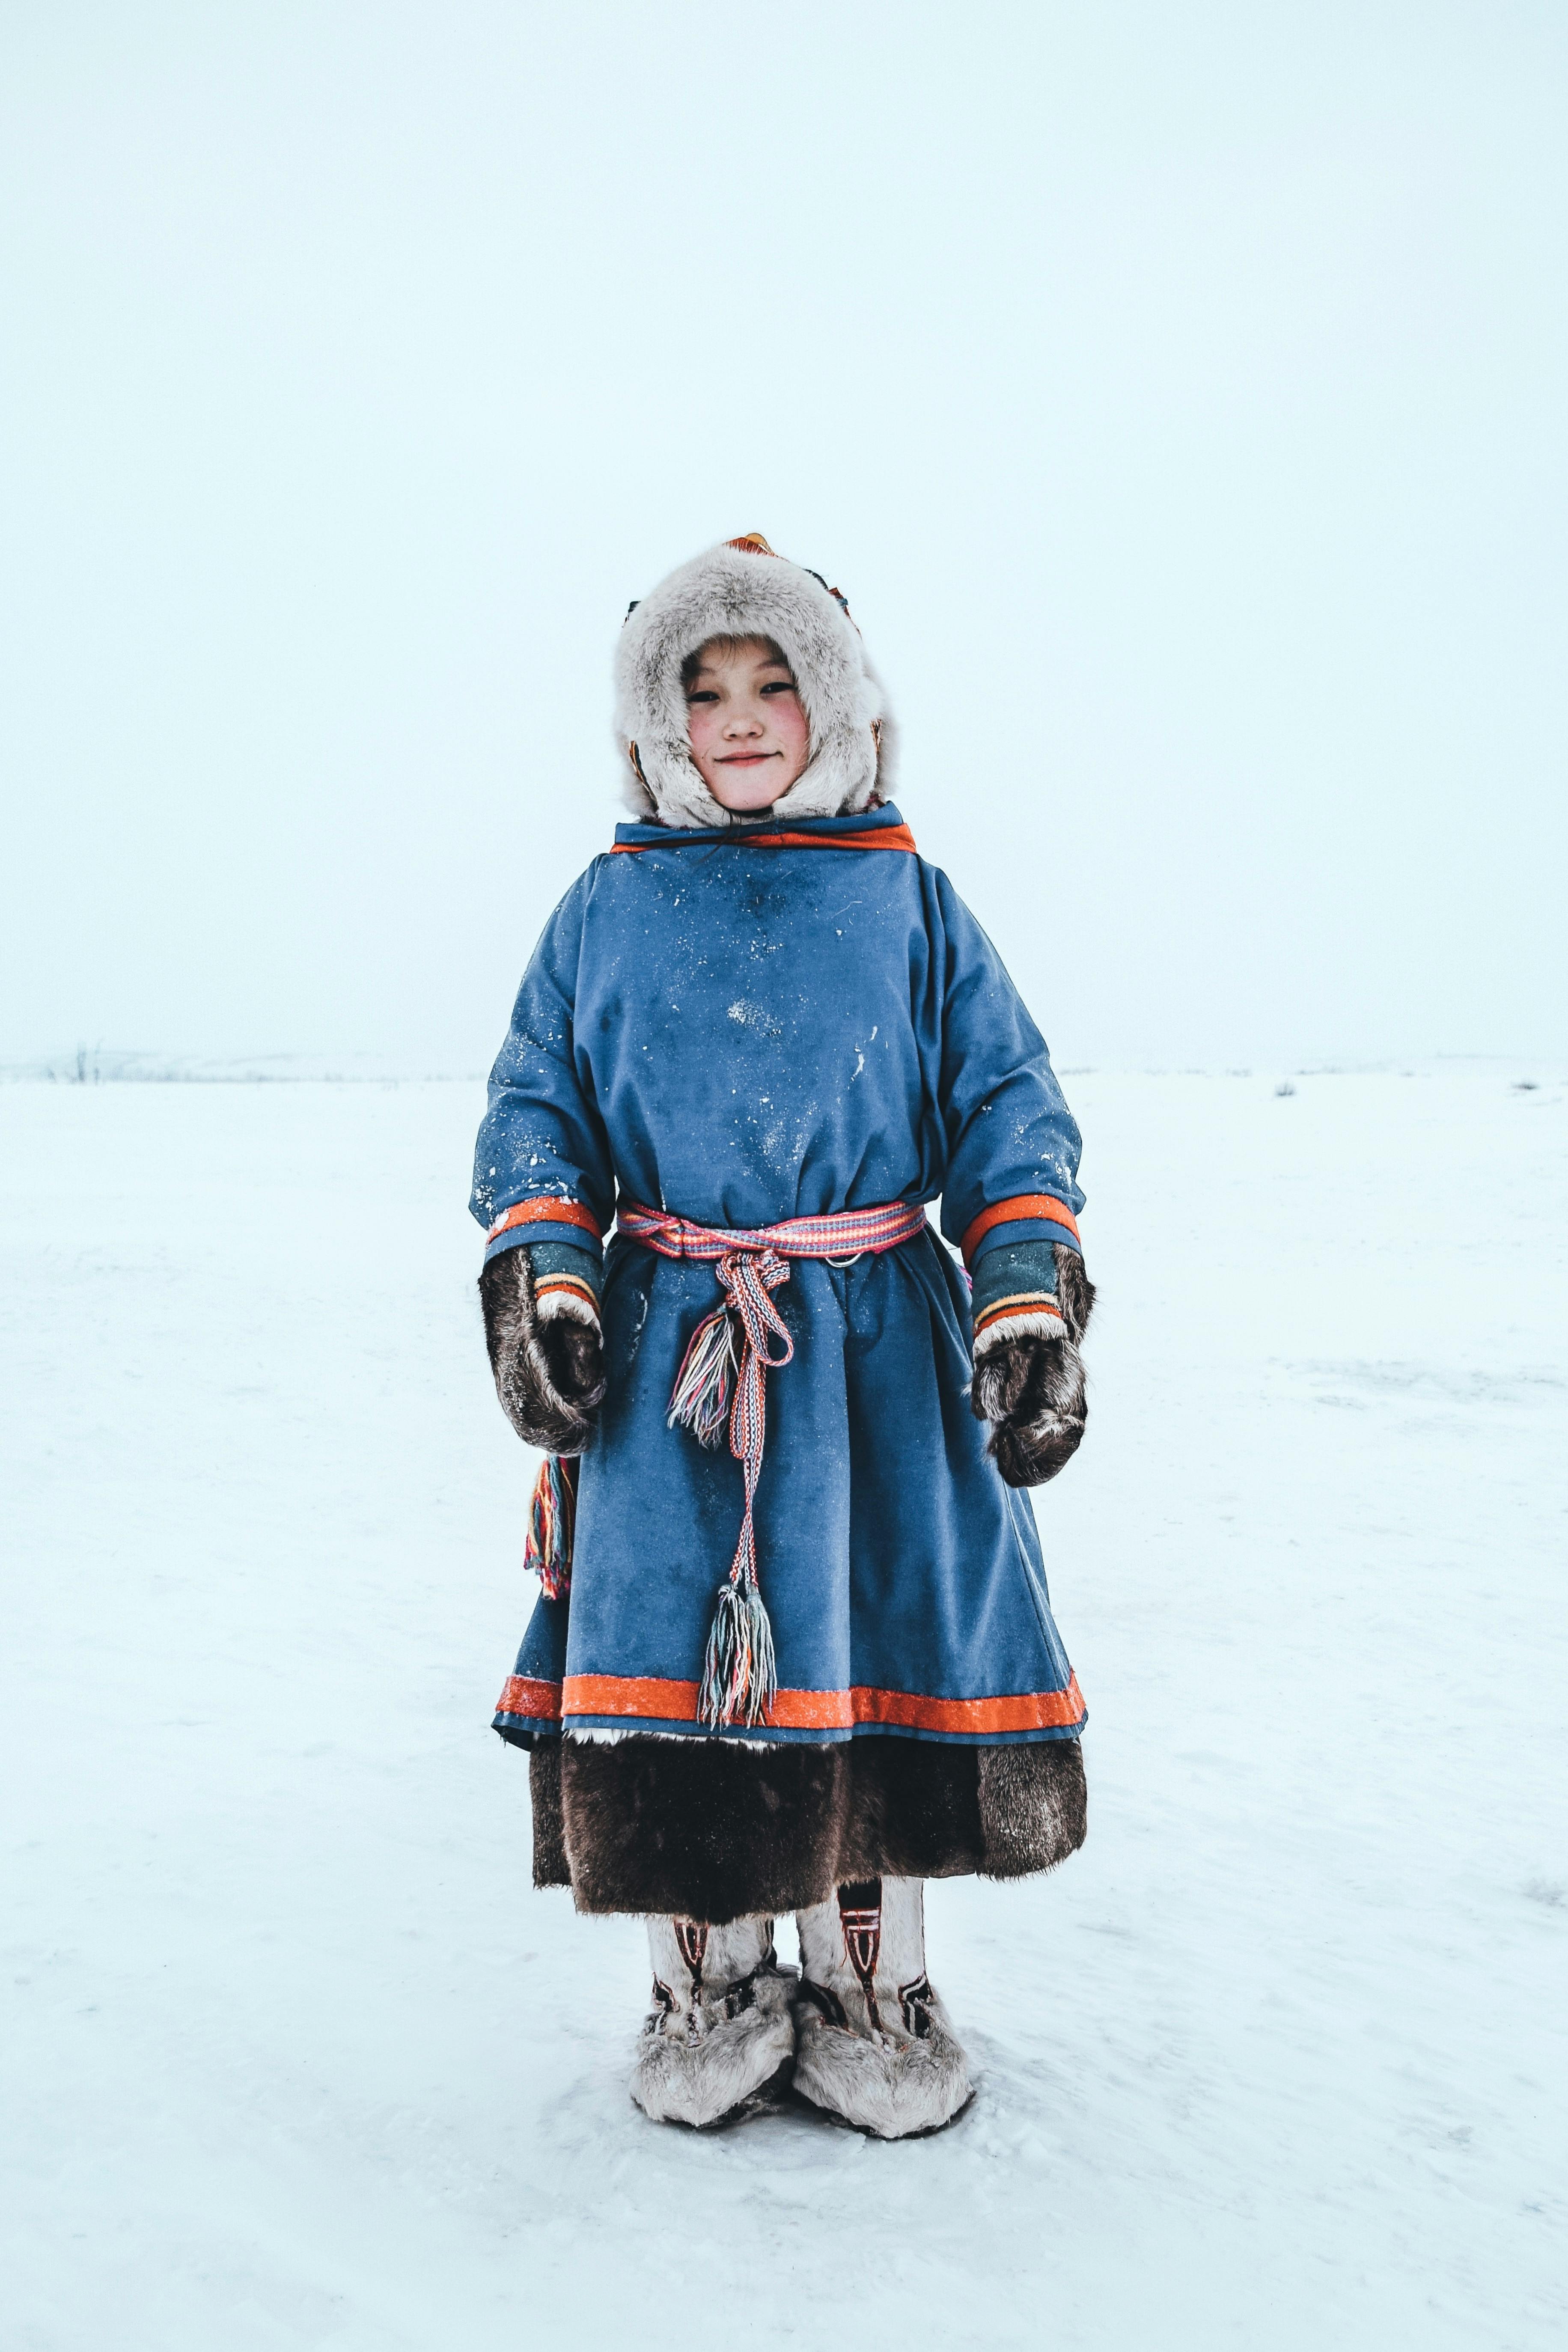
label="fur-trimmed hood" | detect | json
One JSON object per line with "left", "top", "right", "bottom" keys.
{"left": 613, "top": 533, "right": 893, "bottom": 829}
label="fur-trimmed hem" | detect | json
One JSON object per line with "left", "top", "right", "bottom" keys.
{"left": 532, "top": 1732, "right": 1086, "bottom": 1922}
{"left": 550, "top": 1722, "right": 783, "bottom": 1752}
{"left": 528, "top": 1742, "right": 571, "bottom": 1888}
{"left": 977, "top": 1739, "right": 1086, "bottom": 1878}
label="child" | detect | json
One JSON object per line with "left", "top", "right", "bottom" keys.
{"left": 473, "top": 534, "right": 1094, "bottom": 2139}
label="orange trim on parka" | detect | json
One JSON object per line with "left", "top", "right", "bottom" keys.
{"left": 493, "top": 1674, "right": 562, "bottom": 1721}
{"left": 959, "top": 1193, "right": 1080, "bottom": 1269}
{"left": 610, "top": 824, "right": 917, "bottom": 857}
{"left": 495, "top": 1670, "right": 1086, "bottom": 1739}
{"left": 485, "top": 1197, "right": 603, "bottom": 1247}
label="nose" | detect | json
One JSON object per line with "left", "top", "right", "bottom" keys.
{"left": 723, "top": 703, "right": 764, "bottom": 737}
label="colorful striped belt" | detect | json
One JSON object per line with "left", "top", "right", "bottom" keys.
{"left": 617, "top": 1198, "right": 929, "bottom": 1728}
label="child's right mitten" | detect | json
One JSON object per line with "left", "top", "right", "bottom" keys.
{"left": 970, "top": 1241, "right": 1095, "bottom": 1488}
{"left": 479, "top": 1243, "right": 605, "bottom": 1456}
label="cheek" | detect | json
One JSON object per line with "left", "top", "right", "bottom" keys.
{"left": 776, "top": 699, "right": 810, "bottom": 756}
{"left": 685, "top": 706, "right": 717, "bottom": 755}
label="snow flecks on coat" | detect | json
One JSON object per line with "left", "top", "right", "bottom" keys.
{"left": 478, "top": 806, "right": 1089, "bottom": 1758}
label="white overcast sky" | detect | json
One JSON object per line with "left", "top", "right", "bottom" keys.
{"left": 2, "top": 1, "right": 1563, "bottom": 1072}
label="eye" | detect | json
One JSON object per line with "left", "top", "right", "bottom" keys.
{"left": 760, "top": 680, "right": 798, "bottom": 696}
{"left": 685, "top": 688, "right": 720, "bottom": 704}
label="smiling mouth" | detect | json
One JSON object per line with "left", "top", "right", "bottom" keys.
{"left": 717, "top": 751, "right": 778, "bottom": 765}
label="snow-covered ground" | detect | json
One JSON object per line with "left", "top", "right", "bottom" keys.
{"left": 3, "top": 1069, "right": 1564, "bottom": 2350}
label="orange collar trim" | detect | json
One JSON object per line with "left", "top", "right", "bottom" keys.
{"left": 612, "top": 823, "right": 916, "bottom": 857}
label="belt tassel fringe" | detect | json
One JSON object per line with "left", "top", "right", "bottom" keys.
{"left": 665, "top": 1245, "right": 794, "bottom": 1728}
{"left": 524, "top": 1453, "right": 577, "bottom": 1600}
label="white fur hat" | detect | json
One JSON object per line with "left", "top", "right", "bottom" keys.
{"left": 613, "top": 533, "right": 893, "bottom": 829}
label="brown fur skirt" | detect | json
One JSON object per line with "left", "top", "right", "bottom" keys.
{"left": 516, "top": 1732, "right": 1086, "bottom": 1924}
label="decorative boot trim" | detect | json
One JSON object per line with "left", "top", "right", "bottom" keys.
{"left": 797, "top": 1976, "right": 849, "bottom": 2029}
{"left": 898, "top": 1974, "right": 938, "bottom": 2038}
{"left": 836, "top": 1879, "right": 887, "bottom": 2038}
{"left": 631, "top": 1915, "right": 797, "bottom": 2129}
{"left": 673, "top": 1917, "right": 708, "bottom": 1993}
{"left": 792, "top": 1877, "right": 972, "bottom": 2138}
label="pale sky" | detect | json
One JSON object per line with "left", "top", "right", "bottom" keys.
{"left": 2, "top": 0, "right": 1563, "bottom": 1072}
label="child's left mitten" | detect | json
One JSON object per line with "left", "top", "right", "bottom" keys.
{"left": 478, "top": 1243, "right": 605, "bottom": 1456}
{"left": 970, "top": 1241, "right": 1096, "bottom": 1488}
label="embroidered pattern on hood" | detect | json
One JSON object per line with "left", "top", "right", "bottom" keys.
{"left": 613, "top": 532, "right": 894, "bottom": 829}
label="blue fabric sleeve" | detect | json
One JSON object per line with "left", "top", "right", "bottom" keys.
{"left": 470, "top": 869, "right": 616, "bottom": 1256}
{"left": 928, "top": 868, "right": 1085, "bottom": 1259}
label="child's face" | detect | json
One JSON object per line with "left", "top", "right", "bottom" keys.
{"left": 684, "top": 637, "right": 809, "bottom": 812}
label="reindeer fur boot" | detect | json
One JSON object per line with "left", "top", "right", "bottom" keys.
{"left": 631, "top": 1915, "right": 797, "bottom": 2129}
{"left": 792, "top": 1877, "right": 972, "bottom": 2138}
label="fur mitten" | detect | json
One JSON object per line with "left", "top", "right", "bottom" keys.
{"left": 971, "top": 1241, "right": 1096, "bottom": 1489}
{"left": 478, "top": 1245, "right": 605, "bottom": 1455}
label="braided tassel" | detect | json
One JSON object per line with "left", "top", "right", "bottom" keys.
{"left": 675, "top": 1247, "right": 792, "bottom": 1729}
{"left": 523, "top": 1454, "right": 578, "bottom": 1600}
{"left": 698, "top": 1575, "right": 778, "bottom": 1730}
{"left": 666, "top": 1307, "right": 737, "bottom": 1449}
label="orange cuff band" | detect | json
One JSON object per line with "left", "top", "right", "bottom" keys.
{"left": 486, "top": 1198, "right": 603, "bottom": 1247}
{"left": 959, "top": 1194, "right": 1080, "bottom": 1270}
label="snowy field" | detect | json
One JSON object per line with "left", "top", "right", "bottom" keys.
{"left": 3, "top": 1068, "right": 1565, "bottom": 2351}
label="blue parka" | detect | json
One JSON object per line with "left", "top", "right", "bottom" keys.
{"left": 474, "top": 801, "right": 1088, "bottom": 1749}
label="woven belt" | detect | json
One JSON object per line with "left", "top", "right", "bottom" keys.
{"left": 618, "top": 1198, "right": 928, "bottom": 1727}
